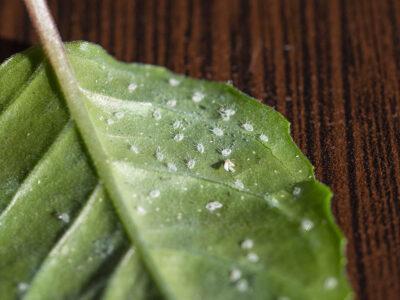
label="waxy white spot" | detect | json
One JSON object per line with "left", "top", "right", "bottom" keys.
{"left": 259, "top": 134, "right": 269, "bottom": 142}
{"left": 234, "top": 179, "right": 244, "bottom": 190}
{"left": 211, "top": 127, "right": 224, "bottom": 137}
{"left": 206, "top": 201, "right": 223, "bottom": 212}
{"left": 167, "top": 163, "right": 177, "bottom": 172}
{"left": 301, "top": 219, "right": 314, "bottom": 231}
{"left": 174, "top": 133, "right": 184, "bottom": 142}
{"left": 106, "top": 119, "right": 115, "bottom": 125}
{"left": 229, "top": 268, "right": 242, "bottom": 282}
{"left": 192, "top": 91, "right": 205, "bottom": 103}
{"left": 17, "top": 282, "right": 29, "bottom": 293}
{"left": 247, "top": 252, "right": 259, "bottom": 263}
{"left": 241, "top": 239, "right": 254, "bottom": 250}
{"left": 187, "top": 159, "right": 196, "bottom": 169}
{"left": 196, "top": 143, "right": 205, "bottom": 153}
{"left": 221, "top": 148, "right": 232, "bottom": 157}
{"left": 128, "top": 82, "right": 137, "bottom": 92}
{"left": 236, "top": 279, "right": 249, "bottom": 292}
{"left": 324, "top": 277, "right": 338, "bottom": 290}
{"left": 136, "top": 206, "right": 147, "bottom": 215}
{"left": 224, "top": 159, "right": 235, "bottom": 172}
{"left": 57, "top": 213, "right": 70, "bottom": 224}
{"left": 293, "top": 186, "right": 301, "bottom": 196}
{"left": 167, "top": 99, "right": 177, "bottom": 107}
{"left": 153, "top": 109, "right": 162, "bottom": 120}
{"left": 149, "top": 189, "right": 160, "bottom": 198}
{"left": 241, "top": 122, "right": 254, "bottom": 132}
{"left": 155, "top": 147, "right": 164, "bottom": 161}
{"left": 219, "top": 107, "right": 236, "bottom": 121}
{"left": 130, "top": 145, "right": 140, "bottom": 154}
{"left": 169, "top": 78, "right": 180, "bottom": 87}
{"left": 173, "top": 120, "right": 183, "bottom": 130}
{"left": 264, "top": 194, "right": 279, "bottom": 207}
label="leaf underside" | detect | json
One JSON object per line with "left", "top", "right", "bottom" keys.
{"left": 0, "top": 42, "right": 352, "bottom": 300}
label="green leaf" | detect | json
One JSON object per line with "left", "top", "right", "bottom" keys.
{"left": 0, "top": 42, "right": 352, "bottom": 299}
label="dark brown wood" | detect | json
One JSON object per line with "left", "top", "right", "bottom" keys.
{"left": 1, "top": 0, "right": 399, "bottom": 299}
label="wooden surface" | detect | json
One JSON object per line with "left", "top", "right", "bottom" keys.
{"left": 1, "top": 0, "right": 399, "bottom": 299}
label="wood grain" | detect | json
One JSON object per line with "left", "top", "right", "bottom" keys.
{"left": 1, "top": 0, "right": 399, "bottom": 299}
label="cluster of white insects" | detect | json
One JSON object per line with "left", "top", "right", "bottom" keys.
{"left": 96, "top": 77, "right": 335, "bottom": 294}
